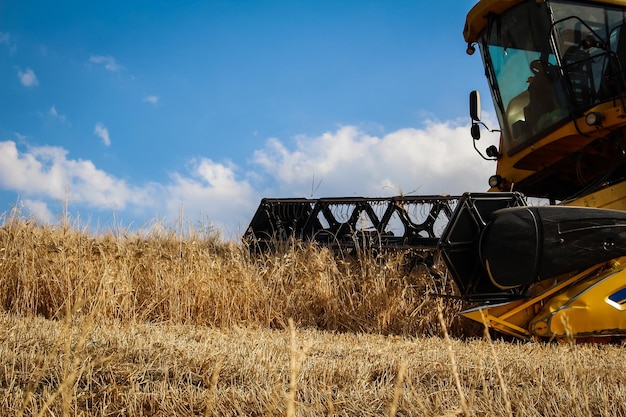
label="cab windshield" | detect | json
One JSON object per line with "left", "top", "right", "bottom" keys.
{"left": 480, "top": 0, "right": 626, "bottom": 155}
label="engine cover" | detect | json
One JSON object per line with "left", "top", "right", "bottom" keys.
{"left": 480, "top": 206, "right": 626, "bottom": 289}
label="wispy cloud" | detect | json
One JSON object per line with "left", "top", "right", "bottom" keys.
{"left": 94, "top": 122, "right": 111, "bottom": 146}
{"left": 17, "top": 68, "right": 39, "bottom": 87}
{"left": 49, "top": 105, "right": 67, "bottom": 123}
{"left": 89, "top": 55, "right": 123, "bottom": 72}
{"left": 14, "top": 132, "right": 28, "bottom": 143}
{"left": 0, "top": 32, "right": 16, "bottom": 53}
{"left": 142, "top": 95, "right": 159, "bottom": 105}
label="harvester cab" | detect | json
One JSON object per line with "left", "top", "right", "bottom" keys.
{"left": 245, "top": 0, "right": 626, "bottom": 341}
{"left": 466, "top": 0, "right": 626, "bottom": 205}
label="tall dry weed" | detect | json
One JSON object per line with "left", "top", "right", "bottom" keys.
{"left": 0, "top": 211, "right": 470, "bottom": 336}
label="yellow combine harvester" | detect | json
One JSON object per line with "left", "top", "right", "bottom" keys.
{"left": 246, "top": 0, "right": 626, "bottom": 341}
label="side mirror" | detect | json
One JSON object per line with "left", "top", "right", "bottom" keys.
{"left": 470, "top": 90, "right": 481, "bottom": 122}
{"left": 471, "top": 123, "right": 481, "bottom": 140}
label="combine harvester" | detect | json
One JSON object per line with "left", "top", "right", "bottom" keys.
{"left": 245, "top": 0, "right": 626, "bottom": 341}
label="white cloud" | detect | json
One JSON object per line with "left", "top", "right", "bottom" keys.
{"left": 22, "top": 199, "right": 55, "bottom": 224}
{"left": 94, "top": 122, "right": 111, "bottom": 146}
{"left": 0, "top": 118, "right": 500, "bottom": 235}
{"left": 142, "top": 95, "right": 159, "bottom": 105}
{"left": 0, "top": 141, "right": 154, "bottom": 213}
{"left": 17, "top": 68, "right": 38, "bottom": 87}
{"left": 165, "top": 159, "right": 257, "bottom": 234}
{"left": 89, "top": 55, "right": 123, "bottom": 72}
{"left": 0, "top": 140, "right": 257, "bottom": 235}
{"left": 252, "top": 119, "right": 499, "bottom": 197}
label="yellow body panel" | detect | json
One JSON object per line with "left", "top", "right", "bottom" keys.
{"left": 463, "top": 261, "right": 626, "bottom": 339}
{"left": 462, "top": 300, "right": 534, "bottom": 339}
{"left": 491, "top": 101, "right": 626, "bottom": 194}
{"left": 565, "top": 180, "right": 626, "bottom": 211}
{"left": 530, "top": 260, "right": 626, "bottom": 337}
{"left": 462, "top": 265, "right": 601, "bottom": 339}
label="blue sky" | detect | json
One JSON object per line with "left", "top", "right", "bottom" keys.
{"left": 0, "top": 1, "right": 499, "bottom": 237}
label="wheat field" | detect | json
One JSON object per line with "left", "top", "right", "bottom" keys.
{"left": 1, "top": 209, "right": 625, "bottom": 416}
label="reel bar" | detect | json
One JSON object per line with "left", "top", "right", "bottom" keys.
{"left": 244, "top": 195, "right": 461, "bottom": 251}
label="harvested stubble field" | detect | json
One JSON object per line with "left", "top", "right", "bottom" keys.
{"left": 0, "top": 211, "right": 625, "bottom": 416}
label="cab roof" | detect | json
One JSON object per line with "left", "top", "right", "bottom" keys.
{"left": 463, "top": 0, "right": 524, "bottom": 43}
{"left": 463, "top": 0, "right": 626, "bottom": 43}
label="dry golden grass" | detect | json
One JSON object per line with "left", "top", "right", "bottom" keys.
{"left": 1, "top": 210, "right": 625, "bottom": 416}
{"left": 0, "top": 211, "right": 465, "bottom": 335}
{"left": 0, "top": 314, "right": 625, "bottom": 416}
